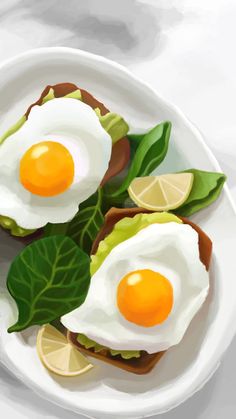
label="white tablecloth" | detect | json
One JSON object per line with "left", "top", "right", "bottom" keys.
{"left": 0, "top": 0, "right": 235, "bottom": 418}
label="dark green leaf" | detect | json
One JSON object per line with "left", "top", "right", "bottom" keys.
{"left": 44, "top": 222, "right": 68, "bottom": 236}
{"left": 66, "top": 189, "right": 104, "bottom": 253}
{"left": 128, "top": 133, "right": 144, "bottom": 145}
{"left": 109, "top": 121, "right": 171, "bottom": 197}
{"left": 7, "top": 235, "right": 90, "bottom": 332}
{"left": 174, "top": 169, "right": 226, "bottom": 216}
{"left": 45, "top": 189, "right": 104, "bottom": 255}
{"left": 128, "top": 132, "right": 144, "bottom": 157}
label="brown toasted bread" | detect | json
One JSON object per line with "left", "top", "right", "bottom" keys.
{"left": 68, "top": 207, "right": 212, "bottom": 374}
{"left": 68, "top": 331, "right": 164, "bottom": 374}
{"left": 25, "top": 83, "right": 130, "bottom": 185}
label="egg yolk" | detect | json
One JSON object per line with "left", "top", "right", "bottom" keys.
{"left": 19, "top": 141, "right": 74, "bottom": 197}
{"left": 117, "top": 269, "right": 173, "bottom": 327}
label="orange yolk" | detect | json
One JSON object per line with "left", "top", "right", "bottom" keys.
{"left": 117, "top": 269, "right": 173, "bottom": 327}
{"left": 19, "top": 141, "right": 74, "bottom": 197}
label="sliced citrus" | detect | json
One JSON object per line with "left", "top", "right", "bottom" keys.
{"left": 128, "top": 173, "right": 194, "bottom": 211}
{"left": 37, "top": 324, "right": 93, "bottom": 377}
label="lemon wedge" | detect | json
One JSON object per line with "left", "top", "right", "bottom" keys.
{"left": 37, "top": 324, "right": 93, "bottom": 377}
{"left": 128, "top": 173, "right": 194, "bottom": 211}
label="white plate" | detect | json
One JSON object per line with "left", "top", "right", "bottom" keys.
{"left": 0, "top": 47, "right": 236, "bottom": 419}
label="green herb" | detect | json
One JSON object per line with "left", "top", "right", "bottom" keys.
{"left": 7, "top": 236, "right": 90, "bottom": 333}
{"left": 174, "top": 169, "right": 226, "bottom": 216}
{"left": 45, "top": 189, "right": 104, "bottom": 255}
{"left": 107, "top": 121, "right": 171, "bottom": 198}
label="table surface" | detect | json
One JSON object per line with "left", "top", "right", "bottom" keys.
{"left": 0, "top": 0, "right": 236, "bottom": 418}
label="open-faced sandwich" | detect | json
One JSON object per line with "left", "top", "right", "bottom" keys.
{"left": 0, "top": 82, "right": 130, "bottom": 236}
{"left": 1, "top": 83, "right": 226, "bottom": 377}
{"left": 64, "top": 207, "right": 212, "bottom": 374}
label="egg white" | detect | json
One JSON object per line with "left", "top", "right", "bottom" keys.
{"left": 61, "top": 222, "right": 209, "bottom": 353}
{"left": 0, "top": 98, "right": 112, "bottom": 229}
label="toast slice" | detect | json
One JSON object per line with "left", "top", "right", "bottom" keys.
{"left": 68, "top": 331, "right": 164, "bottom": 374}
{"left": 25, "top": 83, "right": 130, "bottom": 185}
{"left": 68, "top": 207, "right": 212, "bottom": 374}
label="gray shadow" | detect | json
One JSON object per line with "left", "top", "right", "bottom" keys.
{"left": 2, "top": 0, "right": 183, "bottom": 64}
{"left": 158, "top": 335, "right": 236, "bottom": 419}
{"left": 0, "top": 363, "right": 81, "bottom": 419}
{"left": 3, "top": 333, "right": 236, "bottom": 419}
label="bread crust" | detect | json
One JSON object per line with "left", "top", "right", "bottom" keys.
{"left": 68, "top": 331, "right": 165, "bottom": 374}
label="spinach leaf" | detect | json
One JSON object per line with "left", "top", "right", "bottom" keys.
{"left": 108, "top": 121, "right": 171, "bottom": 198}
{"left": 174, "top": 169, "right": 226, "bottom": 216}
{"left": 128, "top": 133, "right": 144, "bottom": 145}
{"left": 44, "top": 189, "right": 104, "bottom": 255}
{"left": 7, "top": 236, "right": 90, "bottom": 333}
{"left": 128, "top": 132, "right": 144, "bottom": 157}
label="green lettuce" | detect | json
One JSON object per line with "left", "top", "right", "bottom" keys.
{"left": 64, "top": 89, "right": 82, "bottom": 100}
{"left": 77, "top": 334, "right": 140, "bottom": 359}
{"left": 95, "top": 108, "right": 129, "bottom": 144}
{"left": 0, "top": 215, "right": 36, "bottom": 237}
{"left": 91, "top": 212, "right": 182, "bottom": 275}
{"left": 41, "top": 87, "right": 55, "bottom": 104}
{"left": 174, "top": 169, "right": 226, "bottom": 216}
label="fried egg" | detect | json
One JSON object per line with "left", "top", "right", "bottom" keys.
{"left": 0, "top": 98, "right": 112, "bottom": 229}
{"left": 61, "top": 222, "right": 209, "bottom": 353}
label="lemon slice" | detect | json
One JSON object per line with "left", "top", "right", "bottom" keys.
{"left": 37, "top": 324, "right": 93, "bottom": 377}
{"left": 128, "top": 173, "right": 194, "bottom": 211}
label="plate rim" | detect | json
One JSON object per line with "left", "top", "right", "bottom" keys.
{"left": 0, "top": 46, "right": 236, "bottom": 418}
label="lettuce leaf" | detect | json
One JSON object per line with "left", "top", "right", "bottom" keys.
{"left": 0, "top": 215, "right": 36, "bottom": 237}
{"left": 39, "top": 88, "right": 128, "bottom": 144}
{"left": 91, "top": 212, "right": 182, "bottom": 275}
{"left": 64, "top": 89, "right": 82, "bottom": 100}
{"left": 40, "top": 87, "right": 82, "bottom": 103}
{"left": 77, "top": 334, "right": 140, "bottom": 359}
{"left": 41, "top": 87, "right": 55, "bottom": 104}
{"left": 174, "top": 169, "right": 226, "bottom": 216}
{"left": 95, "top": 108, "right": 129, "bottom": 144}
